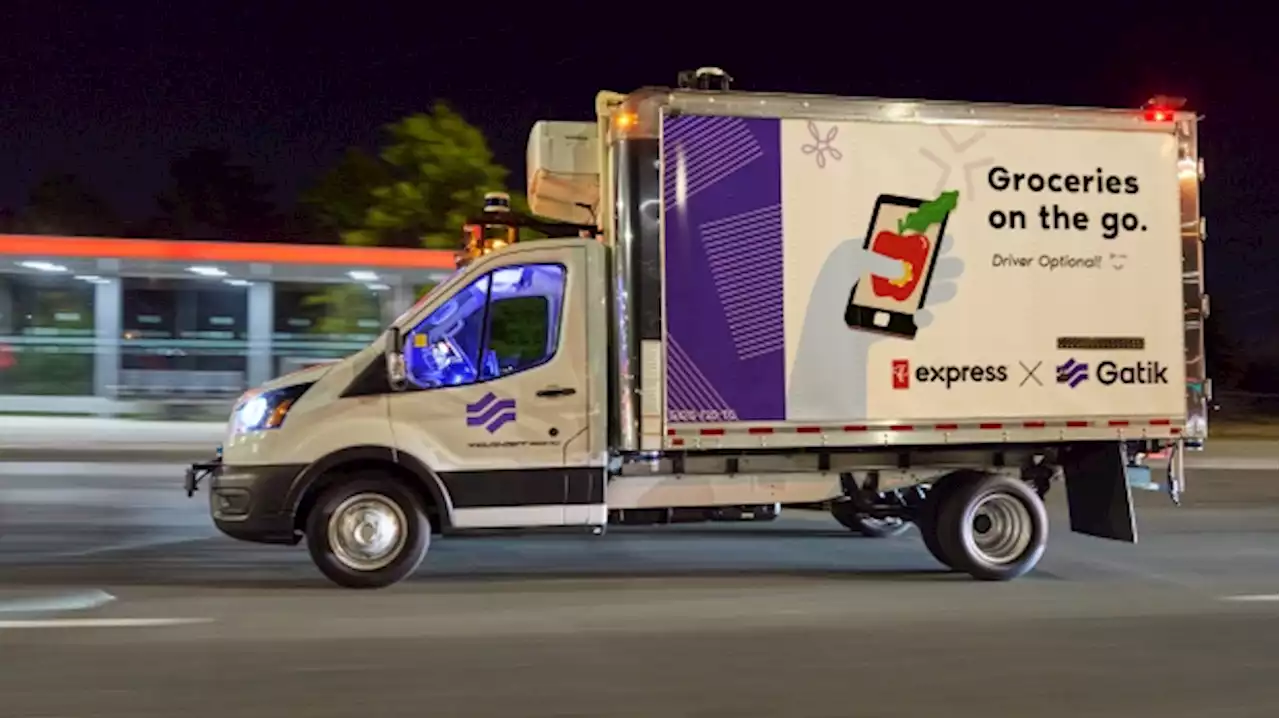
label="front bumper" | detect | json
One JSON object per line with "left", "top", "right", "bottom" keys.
{"left": 185, "top": 458, "right": 306, "bottom": 545}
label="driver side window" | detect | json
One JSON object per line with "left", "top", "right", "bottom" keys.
{"left": 402, "top": 263, "right": 566, "bottom": 390}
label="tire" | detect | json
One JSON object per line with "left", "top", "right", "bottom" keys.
{"left": 304, "top": 474, "right": 431, "bottom": 589}
{"left": 915, "top": 474, "right": 978, "bottom": 569}
{"left": 830, "top": 500, "right": 912, "bottom": 538}
{"left": 934, "top": 473, "right": 1048, "bottom": 581}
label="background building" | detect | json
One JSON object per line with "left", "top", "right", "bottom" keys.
{"left": 0, "top": 234, "right": 454, "bottom": 416}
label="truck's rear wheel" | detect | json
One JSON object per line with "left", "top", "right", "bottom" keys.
{"left": 934, "top": 473, "right": 1047, "bottom": 581}
{"left": 305, "top": 475, "right": 430, "bottom": 589}
{"left": 915, "top": 475, "right": 976, "bottom": 569}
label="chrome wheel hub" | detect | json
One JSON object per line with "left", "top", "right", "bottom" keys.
{"left": 963, "top": 493, "right": 1033, "bottom": 565}
{"left": 327, "top": 493, "right": 407, "bottom": 572}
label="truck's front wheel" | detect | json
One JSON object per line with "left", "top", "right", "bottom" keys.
{"left": 305, "top": 475, "right": 430, "bottom": 589}
{"left": 934, "top": 473, "right": 1047, "bottom": 581}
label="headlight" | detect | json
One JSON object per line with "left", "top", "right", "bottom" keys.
{"left": 232, "top": 383, "right": 313, "bottom": 433}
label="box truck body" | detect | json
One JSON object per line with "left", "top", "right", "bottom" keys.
{"left": 555, "top": 87, "right": 1205, "bottom": 453}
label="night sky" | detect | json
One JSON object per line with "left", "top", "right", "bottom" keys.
{"left": 2, "top": 2, "right": 1275, "bottom": 346}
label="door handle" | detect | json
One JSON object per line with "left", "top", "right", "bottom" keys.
{"left": 536, "top": 386, "right": 577, "bottom": 398}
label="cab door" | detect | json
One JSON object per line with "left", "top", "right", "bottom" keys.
{"left": 387, "top": 244, "right": 594, "bottom": 528}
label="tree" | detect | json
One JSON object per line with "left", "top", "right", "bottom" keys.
{"left": 299, "top": 148, "right": 390, "bottom": 239}
{"left": 341, "top": 102, "right": 509, "bottom": 249}
{"left": 18, "top": 172, "right": 121, "bottom": 236}
{"left": 156, "top": 147, "right": 276, "bottom": 240}
{"left": 301, "top": 284, "right": 386, "bottom": 337}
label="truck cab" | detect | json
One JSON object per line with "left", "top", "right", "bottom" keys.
{"left": 191, "top": 223, "right": 613, "bottom": 584}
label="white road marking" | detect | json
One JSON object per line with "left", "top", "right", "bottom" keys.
{"left": 49, "top": 534, "right": 214, "bottom": 559}
{"left": 0, "top": 589, "right": 212, "bottom": 630}
{"left": 0, "top": 617, "right": 213, "bottom": 629}
{"left": 0, "top": 589, "right": 116, "bottom": 615}
{"left": 1221, "top": 594, "right": 1278, "bottom": 602}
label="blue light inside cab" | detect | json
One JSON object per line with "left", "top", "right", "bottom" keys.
{"left": 491, "top": 266, "right": 534, "bottom": 294}
{"left": 403, "top": 264, "right": 564, "bottom": 389}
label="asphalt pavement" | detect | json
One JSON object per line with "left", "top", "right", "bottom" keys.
{"left": 0, "top": 460, "right": 1275, "bottom": 718}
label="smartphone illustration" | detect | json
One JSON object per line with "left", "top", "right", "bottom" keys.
{"left": 844, "top": 193, "right": 953, "bottom": 340}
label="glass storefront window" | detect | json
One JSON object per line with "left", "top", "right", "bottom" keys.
{"left": 1, "top": 268, "right": 449, "bottom": 401}
{"left": 0, "top": 273, "right": 96, "bottom": 396}
{"left": 120, "top": 278, "right": 248, "bottom": 387}
{"left": 272, "top": 282, "right": 382, "bottom": 376}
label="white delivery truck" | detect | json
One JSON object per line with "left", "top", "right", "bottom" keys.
{"left": 184, "top": 69, "right": 1209, "bottom": 588}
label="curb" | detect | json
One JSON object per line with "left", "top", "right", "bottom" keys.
{"left": 0, "top": 447, "right": 211, "bottom": 464}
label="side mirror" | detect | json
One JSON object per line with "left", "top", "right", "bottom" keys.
{"left": 385, "top": 328, "right": 408, "bottom": 391}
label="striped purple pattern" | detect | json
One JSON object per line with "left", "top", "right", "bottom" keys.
{"left": 662, "top": 115, "right": 785, "bottom": 423}
{"left": 698, "top": 204, "right": 785, "bottom": 360}
{"left": 662, "top": 115, "right": 764, "bottom": 211}
{"left": 665, "top": 337, "right": 736, "bottom": 421}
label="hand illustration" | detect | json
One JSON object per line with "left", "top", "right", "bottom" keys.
{"left": 786, "top": 235, "right": 964, "bottom": 422}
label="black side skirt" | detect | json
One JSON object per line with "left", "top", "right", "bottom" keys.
{"left": 438, "top": 467, "right": 605, "bottom": 508}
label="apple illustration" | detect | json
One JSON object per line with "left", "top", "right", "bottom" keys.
{"left": 870, "top": 230, "right": 931, "bottom": 302}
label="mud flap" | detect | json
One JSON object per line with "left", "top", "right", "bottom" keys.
{"left": 1060, "top": 442, "right": 1137, "bottom": 543}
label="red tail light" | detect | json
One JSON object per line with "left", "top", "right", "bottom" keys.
{"left": 1143, "top": 95, "right": 1186, "bottom": 122}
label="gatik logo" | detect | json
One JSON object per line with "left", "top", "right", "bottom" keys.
{"left": 466, "top": 392, "right": 517, "bottom": 433}
{"left": 1098, "top": 360, "right": 1169, "bottom": 386}
{"left": 1057, "top": 358, "right": 1089, "bottom": 388}
{"left": 1057, "top": 358, "right": 1170, "bottom": 388}
{"left": 894, "top": 359, "right": 1009, "bottom": 389}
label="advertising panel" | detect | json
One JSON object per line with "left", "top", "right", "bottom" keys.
{"left": 661, "top": 113, "right": 1184, "bottom": 423}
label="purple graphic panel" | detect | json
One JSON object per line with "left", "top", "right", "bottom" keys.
{"left": 663, "top": 116, "right": 785, "bottom": 423}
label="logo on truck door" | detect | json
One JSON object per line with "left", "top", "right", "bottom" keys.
{"left": 466, "top": 392, "right": 517, "bottom": 433}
